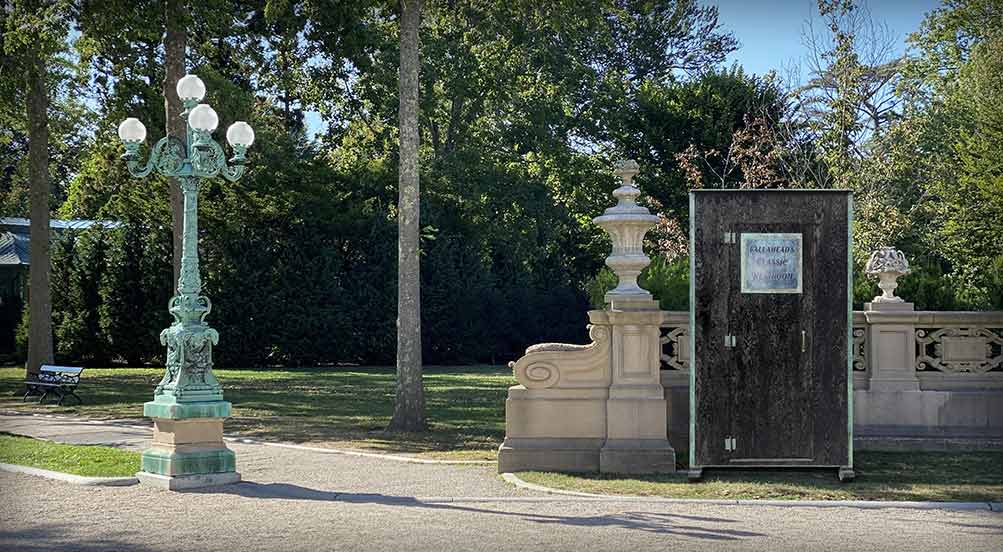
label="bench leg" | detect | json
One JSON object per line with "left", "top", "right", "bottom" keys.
{"left": 23, "top": 385, "right": 40, "bottom": 402}
{"left": 54, "top": 389, "right": 69, "bottom": 406}
{"left": 69, "top": 392, "right": 83, "bottom": 405}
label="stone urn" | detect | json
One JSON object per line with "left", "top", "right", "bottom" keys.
{"left": 592, "top": 160, "right": 659, "bottom": 307}
{"left": 865, "top": 247, "right": 910, "bottom": 303}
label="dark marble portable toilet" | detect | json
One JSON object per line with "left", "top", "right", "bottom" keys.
{"left": 688, "top": 190, "right": 854, "bottom": 481}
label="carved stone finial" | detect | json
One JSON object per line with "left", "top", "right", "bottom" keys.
{"left": 614, "top": 159, "right": 639, "bottom": 185}
{"left": 593, "top": 160, "right": 658, "bottom": 308}
{"left": 865, "top": 247, "right": 910, "bottom": 303}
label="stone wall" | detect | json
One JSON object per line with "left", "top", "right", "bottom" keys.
{"left": 659, "top": 308, "right": 1003, "bottom": 451}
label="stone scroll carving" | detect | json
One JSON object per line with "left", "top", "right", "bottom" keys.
{"left": 509, "top": 325, "right": 611, "bottom": 389}
{"left": 916, "top": 327, "right": 1003, "bottom": 373}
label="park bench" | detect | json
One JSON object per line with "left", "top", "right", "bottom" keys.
{"left": 23, "top": 365, "right": 84, "bottom": 406}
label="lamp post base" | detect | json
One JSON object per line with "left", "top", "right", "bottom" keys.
{"left": 136, "top": 470, "right": 241, "bottom": 491}
{"left": 138, "top": 399, "right": 239, "bottom": 491}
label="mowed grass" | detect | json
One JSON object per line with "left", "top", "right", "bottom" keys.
{"left": 0, "top": 433, "right": 140, "bottom": 477}
{"left": 0, "top": 365, "right": 514, "bottom": 460}
{"left": 519, "top": 450, "right": 1003, "bottom": 502}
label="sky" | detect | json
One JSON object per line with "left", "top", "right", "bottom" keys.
{"left": 303, "top": 0, "right": 942, "bottom": 140}
{"left": 712, "top": 0, "right": 940, "bottom": 78}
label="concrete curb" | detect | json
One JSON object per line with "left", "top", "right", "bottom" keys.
{"left": 500, "top": 473, "right": 1002, "bottom": 511}
{"left": 0, "top": 411, "right": 495, "bottom": 466}
{"left": 0, "top": 463, "right": 138, "bottom": 486}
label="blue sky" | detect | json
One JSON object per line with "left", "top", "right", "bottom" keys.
{"left": 713, "top": 0, "right": 940, "bottom": 77}
{"left": 304, "top": 0, "right": 942, "bottom": 140}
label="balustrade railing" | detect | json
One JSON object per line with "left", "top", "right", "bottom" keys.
{"left": 658, "top": 310, "right": 1003, "bottom": 390}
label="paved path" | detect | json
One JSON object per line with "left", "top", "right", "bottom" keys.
{"left": 1, "top": 414, "right": 1001, "bottom": 551}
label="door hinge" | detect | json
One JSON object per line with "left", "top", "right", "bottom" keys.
{"left": 723, "top": 231, "right": 736, "bottom": 244}
{"left": 724, "top": 334, "right": 737, "bottom": 348}
{"left": 724, "top": 437, "right": 737, "bottom": 451}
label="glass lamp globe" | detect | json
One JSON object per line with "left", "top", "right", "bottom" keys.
{"left": 188, "top": 104, "right": 219, "bottom": 132}
{"left": 117, "top": 118, "right": 146, "bottom": 143}
{"left": 226, "top": 121, "right": 255, "bottom": 147}
{"left": 176, "top": 74, "right": 206, "bottom": 102}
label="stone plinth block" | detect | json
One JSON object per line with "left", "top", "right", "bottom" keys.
{"left": 136, "top": 471, "right": 241, "bottom": 491}
{"left": 498, "top": 438, "right": 604, "bottom": 473}
{"left": 600, "top": 439, "right": 675, "bottom": 474}
{"left": 143, "top": 398, "right": 232, "bottom": 419}
{"left": 141, "top": 446, "right": 236, "bottom": 476}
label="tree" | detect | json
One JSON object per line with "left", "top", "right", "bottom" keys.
{"left": 164, "top": 0, "right": 187, "bottom": 286}
{"left": 2, "top": 1, "right": 71, "bottom": 376}
{"left": 389, "top": 0, "right": 425, "bottom": 432}
{"left": 25, "top": 34, "right": 53, "bottom": 377}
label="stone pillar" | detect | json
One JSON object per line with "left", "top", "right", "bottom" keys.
{"left": 863, "top": 247, "right": 920, "bottom": 392}
{"left": 593, "top": 160, "right": 674, "bottom": 474}
{"left": 594, "top": 307, "right": 675, "bottom": 474}
{"left": 864, "top": 302, "right": 921, "bottom": 392}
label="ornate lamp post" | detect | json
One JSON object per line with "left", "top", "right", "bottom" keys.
{"left": 118, "top": 74, "right": 253, "bottom": 490}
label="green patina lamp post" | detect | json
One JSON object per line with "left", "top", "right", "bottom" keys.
{"left": 118, "top": 74, "right": 253, "bottom": 490}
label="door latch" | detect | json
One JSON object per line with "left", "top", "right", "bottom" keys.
{"left": 723, "top": 232, "right": 736, "bottom": 244}
{"left": 724, "top": 335, "right": 737, "bottom": 348}
{"left": 802, "top": 330, "right": 807, "bottom": 352}
{"left": 724, "top": 437, "right": 737, "bottom": 451}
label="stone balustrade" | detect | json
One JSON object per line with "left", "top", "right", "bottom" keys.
{"left": 658, "top": 307, "right": 1003, "bottom": 450}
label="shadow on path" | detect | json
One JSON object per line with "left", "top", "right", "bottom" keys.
{"left": 189, "top": 481, "right": 766, "bottom": 541}
{"left": 0, "top": 524, "right": 145, "bottom": 552}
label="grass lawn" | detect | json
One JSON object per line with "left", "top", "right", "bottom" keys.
{"left": 519, "top": 450, "right": 1003, "bottom": 502}
{"left": 0, "top": 433, "right": 140, "bottom": 477}
{"left": 0, "top": 365, "right": 514, "bottom": 460}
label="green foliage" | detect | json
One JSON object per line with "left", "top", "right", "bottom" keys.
{"left": 0, "top": 0, "right": 86, "bottom": 217}
{"left": 55, "top": 228, "right": 108, "bottom": 364}
{"left": 99, "top": 223, "right": 172, "bottom": 365}
{"left": 852, "top": 258, "right": 969, "bottom": 311}
{"left": 852, "top": 0, "right": 1003, "bottom": 309}
{"left": 814, "top": 0, "right": 865, "bottom": 189}
{"left": 7, "top": 0, "right": 1000, "bottom": 372}
{"left": 620, "top": 67, "right": 786, "bottom": 226}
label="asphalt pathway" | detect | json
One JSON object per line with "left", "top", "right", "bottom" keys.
{"left": 1, "top": 413, "right": 1001, "bottom": 551}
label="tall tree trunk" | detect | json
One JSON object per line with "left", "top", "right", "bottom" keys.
{"left": 26, "top": 50, "right": 53, "bottom": 377}
{"left": 164, "top": 0, "right": 187, "bottom": 286}
{"left": 389, "top": 0, "right": 425, "bottom": 432}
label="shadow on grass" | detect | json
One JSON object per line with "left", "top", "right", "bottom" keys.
{"left": 525, "top": 451, "right": 1003, "bottom": 502}
{"left": 0, "top": 365, "right": 512, "bottom": 456}
{"left": 190, "top": 481, "right": 766, "bottom": 540}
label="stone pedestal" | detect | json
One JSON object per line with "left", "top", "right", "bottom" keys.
{"left": 498, "top": 307, "right": 675, "bottom": 474}
{"left": 595, "top": 306, "right": 675, "bottom": 474}
{"left": 864, "top": 302, "right": 921, "bottom": 392}
{"left": 497, "top": 159, "right": 674, "bottom": 475}
{"left": 138, "top": 398, "right": 239, "bottom": 490}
